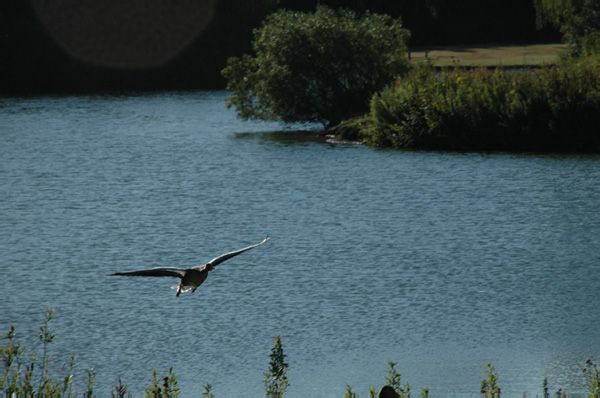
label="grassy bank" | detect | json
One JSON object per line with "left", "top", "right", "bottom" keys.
{"left": 359, "top": 58, "right": 600, "bottom": 152}
{"left": 408, "top": 43, "right": 568, "bottom": 67}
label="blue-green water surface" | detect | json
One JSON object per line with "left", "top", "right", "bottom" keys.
{"left": 1, "top": 92, "right": 599, "bottom": 398}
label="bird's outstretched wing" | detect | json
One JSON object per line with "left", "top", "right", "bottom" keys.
{"left": 110, "top": 267, "right": 186, "bottom": 278}
{"left": 207, "top": 235, "right": 269, "bottom": 268}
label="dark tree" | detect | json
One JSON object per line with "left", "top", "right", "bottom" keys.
{"left": 222, "top": 6, "right": 410, "bottom": 127}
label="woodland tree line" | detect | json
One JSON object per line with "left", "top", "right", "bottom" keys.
{"left": 1, "top": 0, "right": 560, "bottom": 93}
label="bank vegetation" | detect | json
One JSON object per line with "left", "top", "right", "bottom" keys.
{"left": 360, "top": 59, "right": 600, "bottom": 152}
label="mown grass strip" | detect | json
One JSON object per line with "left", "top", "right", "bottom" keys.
{"left": 408, "top": 43, "right": 568, "bottom": 67}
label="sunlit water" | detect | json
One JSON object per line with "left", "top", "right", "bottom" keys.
{"left": 1, "top": 91, "right": 599, "bottom": 398}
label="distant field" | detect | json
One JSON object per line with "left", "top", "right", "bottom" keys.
{"left": 408, "top": 43, "right": 568, "bottom": 66}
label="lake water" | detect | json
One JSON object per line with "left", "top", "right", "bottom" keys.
{"left": 1, "top": 91, "right": 599, "bottom": 398}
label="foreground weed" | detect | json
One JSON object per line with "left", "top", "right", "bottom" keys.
{"left": 1, "top": 325, "right": 23, "bottom": 394}
{"left": 61, "top": 353, "right": 78, "bottom": 395}
{"left": 145, "top": 366, "right": 179, "bottom": 398}
{"left": 202, "top": 381, "right": 215, "bottom": 398}
{"left": 368, "top": 386, "right": 377, "bottom": 398}
{"left": 264, "top": 335, "right": 289, "bottom": 397}
{"left": 385, "top": 361, "right": 410, "bottom": 395}
{"left": 345, "top": 383, "right": 358, "bottom": 398}
{"left": 85, "top": 363, "right": 97, "bottom": 397}
{"left": 481, "top": 363, "right": 501, "bottom": 398}
{"left": 1, "top": 308, "right": 71, "bottom": 396}
{"left": 584, "top": 359, "right": 599, "bottom": 398}
{"left": 112, "top": 374, "right": 131, "bottom": 398}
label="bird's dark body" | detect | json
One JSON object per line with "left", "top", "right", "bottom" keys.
{"left": 180, "top": 267, "right": 209, "bottom": 292}
{"left": 110, "top": 236, "right": 269, "bottom": 297}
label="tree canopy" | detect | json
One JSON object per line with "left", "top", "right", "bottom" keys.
{"left": 222, "top": 6, "right": 410, "bottom": 127}
{"left": 534, "top": 0, "right": 600, "bottom": 55}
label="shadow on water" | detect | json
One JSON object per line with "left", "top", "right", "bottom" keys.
{"left": 235, "top": 130, "right": 330, "bottom": 145}
{"left": 235, "top": 129, "right": 366, "bottom": 147}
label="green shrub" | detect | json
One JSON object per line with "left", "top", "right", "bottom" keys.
{"left": 363, "top": 60, "right": 600, "bottom": 151}
{"left": 534, "top": 0, "right": 600, "bottom": 58}
{"left": 222, "top": 6, "right": 410, "bottom": 127}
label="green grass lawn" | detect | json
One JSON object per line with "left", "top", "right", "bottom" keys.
{"left": 408, "top": 43, "right": 568, "bottom": 66}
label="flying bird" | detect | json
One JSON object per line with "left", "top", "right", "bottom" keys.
{"left": 110, "top": 235, "right": 269, "bottom": 297}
